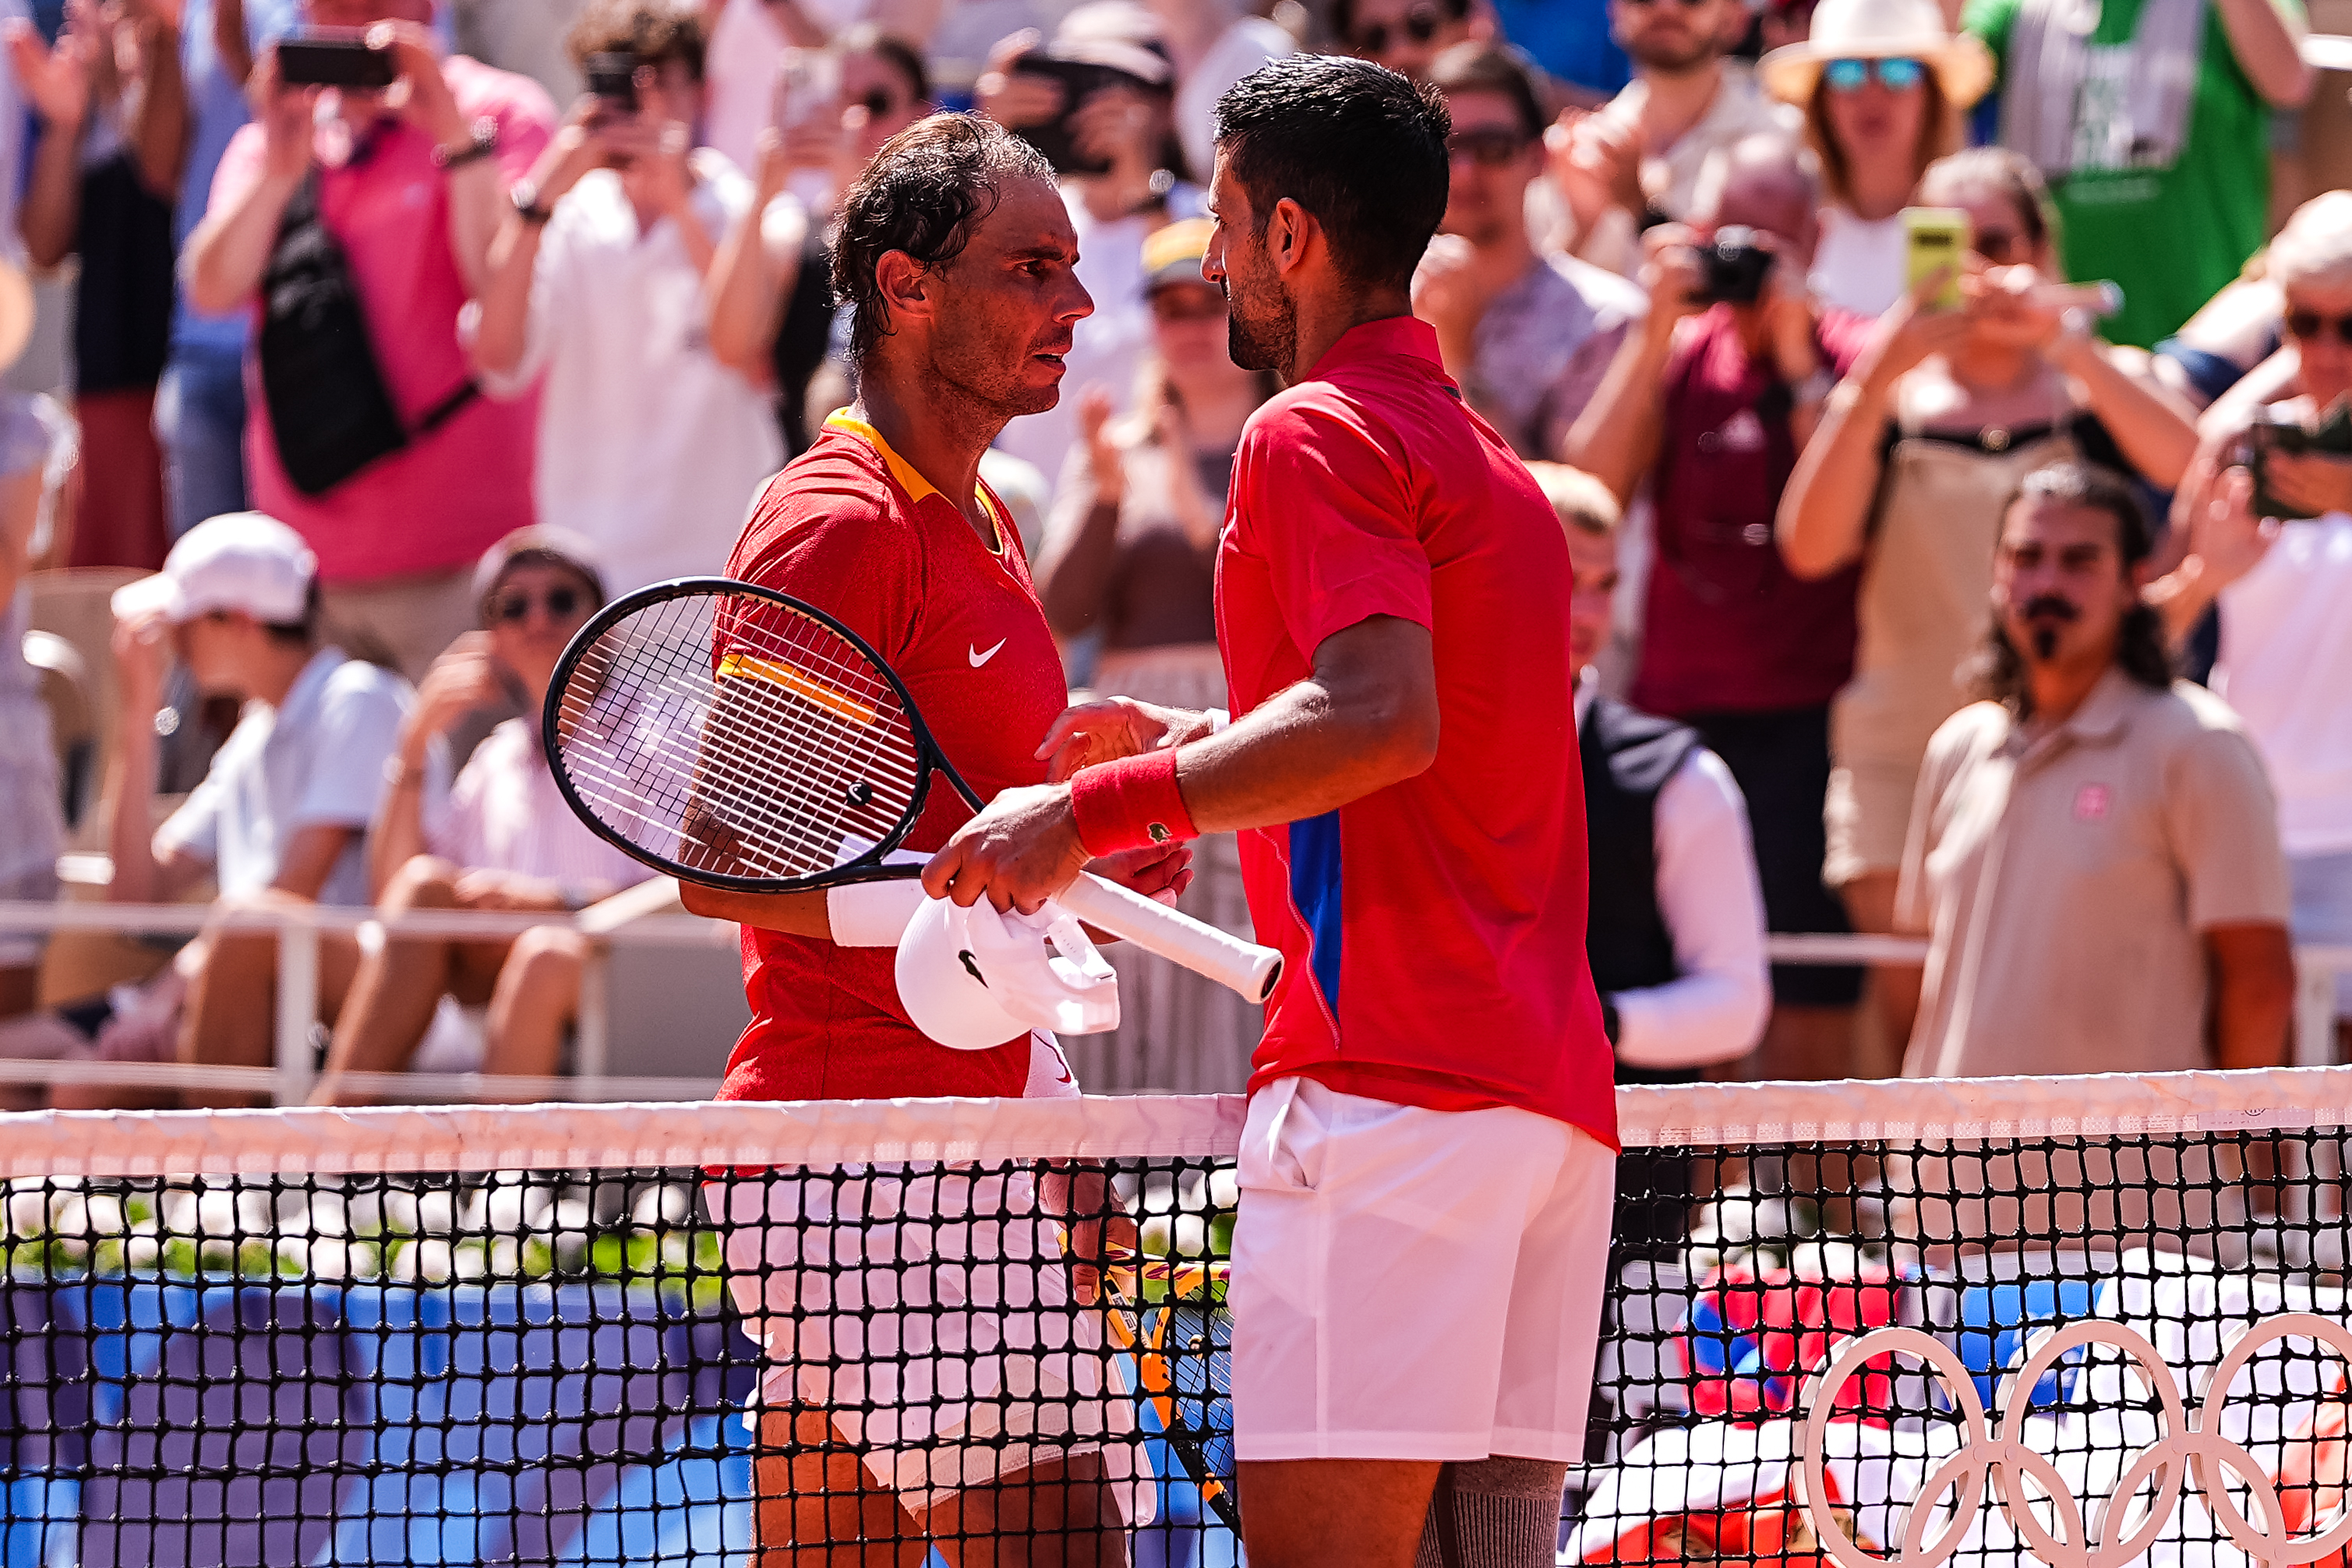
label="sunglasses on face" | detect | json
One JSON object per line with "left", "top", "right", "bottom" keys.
{"left": 1448, "top": 126, "right": 1533, "bottom": 168}
{"left": 1822, "top": 56, "right": 1926, "bottom": 92}
{"left": 2287, "top": 308, "right": 2352, "bottom": 346}
{"left": 1150, "top": 290, "right": 1225, "bottom": 323}
{"left": 488, "top": 585, "right": 586, "bottom": 625}
{"left": 1351, "top": 3, "right": 1444, "bottom": 53}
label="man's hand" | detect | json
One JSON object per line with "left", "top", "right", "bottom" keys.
{"left": 1411, "top": 233, "right": 1496, "bottom": 365}
{"left": 1545, "top": 106, "right": 1642, "bottom": 235}
{"left": 245, "top": 44, "right": 316, "bottom": 182}
{"left": 2259, "top": 447, "right": 2352, "bottom": 519}
{"left": 1637, "top": 223, "right": 1709, "bottom": 330}
{"left": 2191, "top": 461, "right": 2280, "bottom": 588}
{"left": 921, "top": 782, "right": 1087, "bottom": 913}
{"left": 972, "top": 30, "right": 1059, "bottom": 129}
{"left": 1038, "top": 1161, "right": 1139, "bottom": 1308}
{"left": 6, "top": 16, "right": 92, "bottom": 132}
{"left": 366, "top": 20, "right": 468, "bottom": 148}
{"left": 406, "top": 631, "right": 503, "bottom": 747}
{"left": 611, "top": 115, "right": 697, "bottom": 217}
{"left": 111, "top": 606, "right": 172, "bottom": 723}
{"left": 1034, "top": 694, "right": 1206, "bottom": 782}
{"left": 1093, "top": 839, "right": 1192, "bottom": 906}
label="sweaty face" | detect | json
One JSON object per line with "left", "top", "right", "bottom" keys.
{"left": 1439, "top": 89, "right": 1539, "bottom": 248}
{"left": 1205, "top": 158, "right": 1297, "bottom": 377}
{"left": 922, "top": 176, "right": 1093, "bottom": 420}
{"left": 1992, "top": 498, "right": 2135, "bottom": 673}
{"left": 1563, "top": 523, "right": 1620, "bottom": 676}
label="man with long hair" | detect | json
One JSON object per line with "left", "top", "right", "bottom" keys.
{"left": 1898, "top": 461, "right": 2295, "bottom": 1080}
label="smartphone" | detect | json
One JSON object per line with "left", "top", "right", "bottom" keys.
{"left": 584, "top": 51, "right": 637, "bottom": 112}
{"left": 277, "top": 35, "right": 396, "bottom": 90}
{"left": 1008, "top": 55, "right": 1155, "bottom": 176}
{"left": 775, "top": 48, "right": 841, "bottom": 135}
{"left": 1902, "top": 207, "right": 1969, "bottom": 311}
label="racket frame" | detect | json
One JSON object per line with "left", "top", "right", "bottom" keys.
{"left": 542, "top": 577, "right": 984, "bottom": 895}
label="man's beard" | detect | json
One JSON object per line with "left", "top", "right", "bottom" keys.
{"left": 1626, "top": 31, "right": 1718, "bottom": 73}
{"left": 1225, "top": 276, "right": 1296, "bottom": 377}
{"left": 2018, "top": 595, "right": 2079, "bottom": 662}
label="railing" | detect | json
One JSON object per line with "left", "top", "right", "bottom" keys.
{"left": 0, "top": 899, "right": 2342, "bottom": 1104}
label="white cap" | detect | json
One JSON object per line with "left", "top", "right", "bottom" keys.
{"left": 895, "top": 896, "right": 1121, "bottom": 1050}
{"left": 111, "top": 512, "right": 317, "bottom": 626}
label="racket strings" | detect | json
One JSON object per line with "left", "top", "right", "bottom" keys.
{"left": 553, "top": 592, "right": 930, "bottom": 882}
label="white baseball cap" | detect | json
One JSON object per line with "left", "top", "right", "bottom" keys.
{"left": 111, "top": 512, "right": 317, "bottom": 626}
{"left": 895, "top": 895, "right": 1121, "bottom": 1051}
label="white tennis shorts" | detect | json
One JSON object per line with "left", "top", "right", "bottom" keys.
{"left": 1229, "top": 1075, "right": 1615, "bottom": 1463}
{"left": 707, "top": 1160, "right": 1155, "bottom": 1519}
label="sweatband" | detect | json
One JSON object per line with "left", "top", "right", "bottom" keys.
{"left": 1068, "top": 748, "right": 1198, "bottom": 858}
{"left": 826, "top": 878, "right": 931, "bottom": 947}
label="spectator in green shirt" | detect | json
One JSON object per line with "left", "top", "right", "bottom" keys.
{"left": 1966, "top": 0, "right": 2311, "bottom": 348}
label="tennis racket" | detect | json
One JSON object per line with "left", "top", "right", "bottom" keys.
{"left": 1100, "top": 1253, "right": 1239, "bottom": 1531}
{"left": 542, "top": 578, "right": 1284, "bottom": 1003}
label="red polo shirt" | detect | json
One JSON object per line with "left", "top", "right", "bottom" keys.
{"left": 1216, "top": 316, "right": 1617, "bottom": 1149}
{"left": 715, "top": 414, "right": 1071, "bottom": 1102}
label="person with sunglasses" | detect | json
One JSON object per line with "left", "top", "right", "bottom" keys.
{"left": 2155, "top": 192, "right": 2352, "bottom": 1058}
{"left": 1778, "top": 147, "right": 2198, "bottom": 1057}
{"left": 309, "top": 527, "right": 652, "bottom": 1106}
{"left": 1553, "top": 0, "right": 1799, "bottom": 281}
{"left": 1414, "top": 43, "right": 1646, "bottom": 459}
{"left": 1333, "top": 0, "right": 1479, "bottom": 83}
{"left": 707, "top": 26, "right": 934, "bottom": 456}
{"left": 1757, "top": 0, "right": 1992, "bottom": 317}
{"left": 466, "top": 0, "right": 782, "bottom": 600}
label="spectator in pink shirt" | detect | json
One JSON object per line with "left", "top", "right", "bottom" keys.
{"left": 183, "top": 0, "right": 556, "bottom": 683}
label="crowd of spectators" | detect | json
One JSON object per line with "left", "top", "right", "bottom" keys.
{"left": 0, "top": 0, "right": 2340, "bottom": 1111}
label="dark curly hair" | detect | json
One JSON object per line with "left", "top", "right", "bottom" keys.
{"left": 1972, "top": 461, "right": 2174, "bottom": 714}
{"left": 563, "top": 0, "right": 705, "bottom": 80}
{"left": 831, "top": 113, "right": 1054, "bottom": 368}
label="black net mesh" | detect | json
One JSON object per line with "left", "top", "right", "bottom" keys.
{"left": 8, "top": 1091, "right": 2352, "bottom": 1567}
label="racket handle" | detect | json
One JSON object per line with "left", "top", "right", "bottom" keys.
{"left": 1059, "top": 873, "right": 1284, "bottom": 1004}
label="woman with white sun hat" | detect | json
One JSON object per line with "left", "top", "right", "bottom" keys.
{"left": 1760, "top": 0, "right": 1995, "bottom": 316}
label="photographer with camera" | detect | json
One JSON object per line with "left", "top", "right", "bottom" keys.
{"left": 1563, "top": 134, "right": 1873, "bottom": 1082}
{"left": 182, "top": 0, "right": 555, "bottom": 683}
{"left": 464, "top": 0, "right": 779, "bottom": 596}
{"left": 2154, "top": 192, "right": 2352, "bottom": 1055}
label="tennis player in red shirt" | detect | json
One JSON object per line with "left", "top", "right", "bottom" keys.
{"left": 680, "top": 115, "right": 1185, "bottom": 1568}
{"left": 927, "top": 57, "right": 1618, "bottom": 1568}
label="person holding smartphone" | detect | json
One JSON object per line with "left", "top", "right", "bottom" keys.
{"left": 1777, "top": 147, "right": 2198, "bottom": 1055}
{"left": 309, "top": 527, "right": 651, "bottom": 1105}
{"left": 464, "top": 0, "right": 781, "bottom": 597}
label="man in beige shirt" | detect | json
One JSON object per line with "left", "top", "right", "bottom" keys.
{"left": 1898, "top": 461, "right": 2295, "bottom": 1082}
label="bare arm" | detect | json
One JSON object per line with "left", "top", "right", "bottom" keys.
{"left": 123, "top": 5, "right": 189, "bottom": 201}
{"left": 920, "top": 616, "right": 1439, "bottom": 909}
{"left": 9, "top": 17, "right": 91, "bottom": 271}
{"left": 0, "top": 468, "right": 41, "bottom": 606}
{"left": 677, "top": 881, "right": 829, "bottom": 935}
{"left": 214, "top": 0, "right": 252, "bottom": 87}
{"left": 105, "top": 615, "right": 210, "bottom": 905}
{"left": 2213, "top": 0, "right": 2312, "bottom": 108}
{"left": 1560, "top": 315, "right": 1675, "bottom": 505}
{"left": 468, "top": 108, "right": 602, "bottom": 380}
{"left": 182, "top": 46, "right": 310, "bottom": 315}
{"left": 2205, "top": 920, "right": 2297, "bottom": 1069}
{"left": 706, "top": 147, "right": 802, "bottom": 380}
{"left": 270, "top": 823, "right": 359, "bottom": 902}
{"left": 2050, "top": 334, "right": 2201, "bottom": 489}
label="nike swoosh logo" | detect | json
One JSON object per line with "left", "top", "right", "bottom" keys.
{"left": 969, "top": 638, "right": 1007, "bottom": 668}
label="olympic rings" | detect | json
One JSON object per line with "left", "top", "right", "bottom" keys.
{"left": 1796, "top": 1312, "right": 2352, "bottom": 1568}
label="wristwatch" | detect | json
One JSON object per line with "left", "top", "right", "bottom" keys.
{"left": 510, "top": 179, "right": 553, "bottom": 225}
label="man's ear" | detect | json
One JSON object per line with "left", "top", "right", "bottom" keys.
{"left": 1266, "top": 196, "right": 1315, "bottom": 281}
{"left": 874, "top": 249, "right": 935, "bottom": 334}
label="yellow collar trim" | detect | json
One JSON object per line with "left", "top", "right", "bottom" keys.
{"left": 823, "top": 408, "right": 1006, "bottom": 556}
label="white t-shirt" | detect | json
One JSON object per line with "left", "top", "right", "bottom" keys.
{"left": 475, "top": 150, "right": 786, "bottom": 595}
{"left": 422, "top": 717, "right": 652, "bottom": 892}
{"left": 2214, "top": 510, "right": 2352, "bottom": 856}
{"left": 156, "top": 648, "right": 411, "bottom": 906}
{"left": 1809, "top": 204, "right": 1907, "bottom": 320}
{"left": 1174, "top": 16, "right": 1294, "bottom": 183}
{"left": 994, "top": 179, "right": 1209, "bottom": 486}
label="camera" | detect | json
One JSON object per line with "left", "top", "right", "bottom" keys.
{"left": 1008, "top": 54, "right": 1163, "bottom": 177}
{"left": 1695, "top": 225, "right": 1775, "bottom": 306}
{"left": 277, "top": 34, "right": 396, "bottom": 89}
{"left": 584, "top": 51, "right": 638, "bottom": 111}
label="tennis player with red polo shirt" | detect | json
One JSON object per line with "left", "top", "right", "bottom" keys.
{"left": 926, "top": 58, "right": 1618, "bottom": 1568}
{"left": 679, "top": 115, "right": 1185, "bottom": 1568}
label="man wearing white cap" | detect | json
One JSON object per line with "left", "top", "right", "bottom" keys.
{"left": 61, "top": 510, "right": 411, "bottom": 1108}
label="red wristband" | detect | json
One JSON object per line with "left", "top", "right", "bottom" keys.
{"left": 1068, "top": 748, "right": 1198, "bottom": 858}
